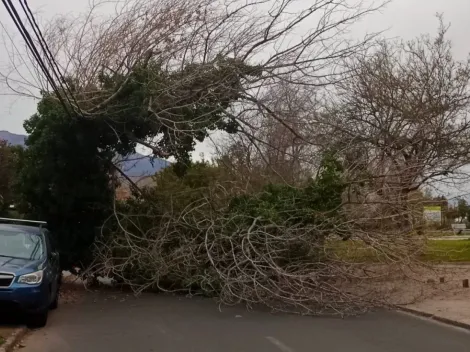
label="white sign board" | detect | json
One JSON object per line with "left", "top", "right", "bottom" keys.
{"left": 423, "top": 206, "right": 441, "bottom": 224}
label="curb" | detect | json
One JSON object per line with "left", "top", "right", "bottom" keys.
{"left": 397, "top": 306, "right": 470, "bottom": 331}
{"left": 0, "top": 327, "right": 28, "bottom": 352}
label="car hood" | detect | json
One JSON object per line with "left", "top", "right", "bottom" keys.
{"left": 0, "top": 256, "right": 40, "bottom": 274}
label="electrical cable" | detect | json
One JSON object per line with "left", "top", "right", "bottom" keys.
{"left": 0, "top": 19, "right": 41, "bottom": 90}
{"left": 20, "top": 0, "right": 84, "bottom": 116}
{"left": 1, "top": 0, "right": 73, "bottom": 117}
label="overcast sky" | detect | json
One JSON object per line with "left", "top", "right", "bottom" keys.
{"left": 0, "top": 0, "right": 469, "bottom": 147}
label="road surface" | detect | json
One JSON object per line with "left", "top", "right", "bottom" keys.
{"left": 18, "top": 291, "right": 470, "bottom": 352}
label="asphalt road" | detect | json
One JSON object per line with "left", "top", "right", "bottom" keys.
{"left": 18, "top": 291, "right": 470, "bottom": 352}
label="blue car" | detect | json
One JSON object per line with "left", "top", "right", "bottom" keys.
{"left": 0, "top": 218, "right": 61, "bottom": 327}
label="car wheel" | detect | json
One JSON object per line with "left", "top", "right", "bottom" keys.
{"left": 49, "top": 286, "right": 60, "bottom": 309}
{"left": 50, "top": 287, "right": 59, "bottom": 310}
{"left": 28, "top": 310, "right": 48, "bottom": 328}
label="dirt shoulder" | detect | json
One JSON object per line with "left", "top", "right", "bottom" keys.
{"left": 0, "top": 327, "right": 16, "bottom": 346}
{"left": 401, "top": 265, "right": 470, "bottom": 326}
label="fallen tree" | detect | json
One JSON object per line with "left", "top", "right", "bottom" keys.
{"left": 90, "top": 157, "right": 427, "bottom": 315}
{"left": 4, "top": 0, "right": 464, "bottom": 315}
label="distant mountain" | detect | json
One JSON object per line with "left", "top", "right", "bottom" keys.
{"left": 118, "top": 154, "right": 170, "bottom": 177}
{"left": 0, "top": 130, "right": 169, "bottom": 176}
{"left": 0, "top": 131, "right": 26, "bottom": 146}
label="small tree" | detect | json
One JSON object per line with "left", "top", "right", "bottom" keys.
{"left": 457, "top": 198, "right": 470, "bottom": 223}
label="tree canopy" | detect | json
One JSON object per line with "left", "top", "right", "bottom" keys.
{"left": 17, "top": 57, "right": 259, "bottom": 269}
{"left": 17, "top": 96, "right": 114, "bottom": 269}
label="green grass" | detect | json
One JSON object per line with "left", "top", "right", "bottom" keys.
{"left": 0, "top": 336, "right": 4, "bottom": 346}
{"left": 327, "top": 240, "right": 378, "bottom": 262}
{"left": 425, "top": 231, "right": 456, "bottom": 237}
{"left": 423, "top": 240, "right": 470, "bottom": 262}
{"left": 329, "top": 239, "right": 470, "bottom": 263}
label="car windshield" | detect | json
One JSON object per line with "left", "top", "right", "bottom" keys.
{"left": 0, "top": 230, "right": 44, "bottom": 260}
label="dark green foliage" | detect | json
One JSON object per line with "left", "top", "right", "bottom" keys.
{"left": 457, "top": 198, "right": 470, "bottom": 223}
{"left": 17, "top": 95, "right": 114, "bottom": 269}
{"left": 113, "top": 161, "right": 233, "bottom": 235}
{"left": 229, "top": 153, "right": 345, "bottom": 228}
{"left": 225, "top": 154, "right": 346, "bottom": 267}
{"left": 85, "top": 56, "right": 261, "bottom": 170}
{"left": 0, "top": 141, "right": 22, "bottom": 215}
{"left": 17, "top": 56, "right": 259, "bottom": 269}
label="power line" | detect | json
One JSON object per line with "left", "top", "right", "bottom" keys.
{"left": 1, "top": 0, "right": 57, "bottom": 90}
{"left": 0, "top": 19, "right": 41, "bottom": 90}
{"left": 18, "top": 0, "right": 76, "bottom": 112}
{"left": 20, "top": 0, "right": 84, "bottom": 116}
{"left": 1, "top": 0, "right": 73, "bottom": 118}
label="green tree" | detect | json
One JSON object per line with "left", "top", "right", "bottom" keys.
{"left": 229, "top": 153, "right": 346, "bottom": 229}
{"left": 73, "top": 57, "right": 259, "bottom": 173}
{"left": 457, "top": 198, "right": 470, "bottom": 223}
{"left": 17, "top": 96, "right": 115, "bottom": 270}
{"left": 17, "top": 57, "right": 259, "bottom": 269}
{"left": 0, "top": 140, "right": 22, "bottom": 215}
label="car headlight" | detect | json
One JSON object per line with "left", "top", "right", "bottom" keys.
{"left": 18, "top": 270, "right": 44, "bottom": 285}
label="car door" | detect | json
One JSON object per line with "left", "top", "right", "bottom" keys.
{"left": 43, "top": 230, "right": 60, "bottom": 301}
